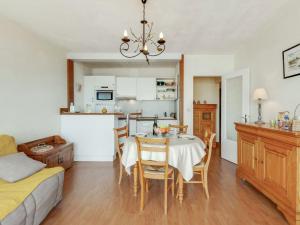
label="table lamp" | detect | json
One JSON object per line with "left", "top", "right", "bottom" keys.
{"left": 253, "top": 88, "right": 268, "bottom": 124}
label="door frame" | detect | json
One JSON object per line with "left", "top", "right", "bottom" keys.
{"left": 192, "top": 76, "right": 222, "bottom": 148}
{"left": 221, "top": 68, "right": 250, "bottom": 164}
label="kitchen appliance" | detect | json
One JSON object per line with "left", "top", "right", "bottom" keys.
{"left": 95, "top": 90, "right": 114, "bottom": 101}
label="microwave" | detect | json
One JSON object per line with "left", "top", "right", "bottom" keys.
{"left": 95, "top": 90, "right": 114, "bottom": 101}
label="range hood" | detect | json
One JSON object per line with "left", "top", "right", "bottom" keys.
{"left": 116, "top": 95, "right": 137, "bottom": 100}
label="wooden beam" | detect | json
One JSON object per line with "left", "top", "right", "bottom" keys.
{"left": 179, "top": 54, "right": 184, "bottom": 125}
{"left": 67, "top": 59, "right": 74, "bottom": 107}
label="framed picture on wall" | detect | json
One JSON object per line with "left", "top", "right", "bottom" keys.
{"left": 282, "top": 43, "right": 300, "bottom": 79}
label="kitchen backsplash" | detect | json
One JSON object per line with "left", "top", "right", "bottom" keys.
{"left": 117, "top": 100, "right": 176, "bottom": 117}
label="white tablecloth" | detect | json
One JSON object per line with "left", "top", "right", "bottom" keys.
{"left": 121, "top": 136, "right": 206, "bottom": 181}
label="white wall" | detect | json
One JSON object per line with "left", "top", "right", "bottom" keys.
{"left": 0, "top": 17, "right": 67, "bottom": 143}
{"left": 184, "top": 55, "right": 235, "bottom": 133}
{"left": 235, "top": 0, "right": 300, "bottom": 122}
{"left": 193, "top": 77, "right": 221, "bottom": 141}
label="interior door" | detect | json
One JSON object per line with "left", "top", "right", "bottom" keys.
{"left": 221, "top": 69, "right": 250, "bottom": 163}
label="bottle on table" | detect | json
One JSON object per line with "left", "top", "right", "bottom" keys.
{"left": 153, "top": 118, "right": 158, "bottom": 136}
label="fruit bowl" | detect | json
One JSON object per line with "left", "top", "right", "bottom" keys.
{"left": 159, "top": 127, "right": 170, "bottom": 134}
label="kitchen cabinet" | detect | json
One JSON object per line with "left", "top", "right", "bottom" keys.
{"left": 137, "top": 121, "right": 154, "bottom": 134}
{"left": 129, "top": 120, "right": 137, "bottom": 135}
{"left": 137, "top": 119, "right": 178, "bottom": 133}
{"left": 235, "top": 123, "right": 300, "bottom": 225}
{"left": 116, "top": 77, "right": 137, "bottom": 98}
{"left": 157, "top": 120, "right": 178, "bottom": 127}
{"left": 136, "top": 77, "right": 156, "bottom": 100}
{"left": 84, "top": 75, "right": 115, "bottom": 105}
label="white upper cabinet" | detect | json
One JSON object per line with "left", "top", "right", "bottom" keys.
{"left": 84, "top": 75, "right": 115, "bottom": 104}
{"left": 116, "top": 77, "right": 137, "bottom": 98}
{"left": 136, "top": 77, "right": 156, "bottom": 100}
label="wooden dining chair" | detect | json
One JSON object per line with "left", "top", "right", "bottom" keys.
{"left": 113, "top": 126, "right": 128, "bottom": 184}
{"left": 177, "top": 133, "right": 216, "bottom": 199}
{"left": 168, "top": 124, "right": 188, "bottom": 134}
{"left": 135, "top": 137, "right": 175, "bottom": 214}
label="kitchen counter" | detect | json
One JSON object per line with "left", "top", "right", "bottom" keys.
{"left": 61, "top": 113, "right": 119, "bottom": 161}
{"left": 118, "top": 116, "right": 177, "bottom": 121}
{"left": 61, "top": 112, "right": 124, "bottom": 116}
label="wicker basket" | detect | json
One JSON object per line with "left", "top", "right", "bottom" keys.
{"left": 292, "top": 120, "right": 300, "bottom": 131}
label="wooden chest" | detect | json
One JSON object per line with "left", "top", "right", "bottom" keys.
{"left": 193, "top": 104, "right": 217, "bottom": 147}
{"left": 18, "top": 135, "right": 74, "bottom": 170}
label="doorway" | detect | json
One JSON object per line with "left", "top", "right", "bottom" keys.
{"left": 193, "top": 76, "right": 222, "bottom": 154}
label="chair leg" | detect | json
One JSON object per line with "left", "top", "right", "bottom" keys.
{"left": 172, "top": 172, "right": 175, "bottom": 196}
{"left": 145, "top": 179, "right": 149, "bottom": 192}
{"left": 140, "top": 177, "right": 145, "bottom": 211}
{"left": 164, "top": 179, "right": 168, "bottom": 214}
{"left": 203, "top": 170, "right": 209, "bottom": 199}
{"left": 118, "top": 160, "right": 123, "bottom": 185}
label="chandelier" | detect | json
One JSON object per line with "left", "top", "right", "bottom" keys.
{"left": 120, "top": 0, "right": 166, "bottom": 64}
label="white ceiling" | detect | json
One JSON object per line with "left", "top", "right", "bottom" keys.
{"left": 0, "top": 0, "right": 290, "bottom": 54}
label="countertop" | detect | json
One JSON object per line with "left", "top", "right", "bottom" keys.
{"left": 235, "top": 122, "right": 300, "bottom": 136}
{"left": 118, "top": 116, "right": 177, "bottom": 121}
{"left": 60, "top": 112, "right": 177, "bottom": 120}
{"left": 60, "top": 112, "right": 124, "bottom": 116}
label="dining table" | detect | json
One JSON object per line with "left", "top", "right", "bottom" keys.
{"left": 121, "top": 133, "right": 207, "bottom": 203}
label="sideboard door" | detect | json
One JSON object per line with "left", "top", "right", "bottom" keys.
{"left": 238, "top": 134, "right": 258, "bottom": 178}
{"left": 260, "top": 142, "right": 291, "bottom": 201}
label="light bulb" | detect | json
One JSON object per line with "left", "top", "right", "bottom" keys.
{"left": 159, "top": 32, "right": 164, "bottom": 39}
{"left": 124, "top": 30, "right": 128, "bottom": 38}
{"left": 144, "top": 45, "right": 148, "bottom": 51}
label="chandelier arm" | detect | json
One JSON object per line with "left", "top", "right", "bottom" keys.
{"left": 149, "top": 39, "right": 159, "bottom": 47}
{"left": 130, "top": 29, "right": 139, "bottom": 42}
{"left": 134, "top": 42, "right": 141, "bottom": 53}
{"left": 145, "top": 23, "right": 153, "bottom": 41}
{"left": 148, "top": 45, "right": 166, "bottom": 57}
{"left": 120, "top": 42, "right": 142, "bottom": 58}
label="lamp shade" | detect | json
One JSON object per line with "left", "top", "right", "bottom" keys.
{"left": 253, "top": 88, "right": 268, "bottom": 100}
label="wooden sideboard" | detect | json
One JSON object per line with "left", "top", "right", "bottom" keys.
{"left": 235, "top": 123, "right": 300, "bottom": 225}
{"left": 18, "top": 135, "right": 74, "bottom": 170}
{"left": 193, "top": 104, "right": 217, "bottom": 147}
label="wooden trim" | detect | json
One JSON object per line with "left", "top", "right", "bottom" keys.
{"left": 179, "top": 54, "right": 184, "bottom": 125}
{"left": 60, "top": 108, "right": 69, "bottom": 114}
{"left": 67, "top": 59, "right": 74, "bottom": 107}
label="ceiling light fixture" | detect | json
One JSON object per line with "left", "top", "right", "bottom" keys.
{"left": 120, "top": 0, "right": 166, "bottom": 64}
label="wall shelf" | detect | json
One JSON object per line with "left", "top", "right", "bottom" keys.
{"left": 156, "top": 78, "right": 177, "bottom": 100}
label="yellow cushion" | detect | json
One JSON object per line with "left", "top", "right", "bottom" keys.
{"left": 0, "top": 135, "right": 17, "bottom": 157}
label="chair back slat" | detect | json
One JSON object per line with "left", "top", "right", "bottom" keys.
{"left": 168, "top": 124, "right": 188, "bottom": 134}
{"left": 136, "top": 137, "right": 170, "bottom": 178}
{"left": 113, "top": 126, "right": 128, "bottom": 158}
{"left": 141, "top": 160, "right": 165, "bottom": 167}
{"left": 140, "top": 146, "right": 166, "bottom": 153}
{"left": 118, "top": 133, "right": 127, "bottom": 139}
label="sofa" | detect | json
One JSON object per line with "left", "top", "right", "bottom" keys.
{"left": 0, "top": 135, "right": 64, "bottom": 225}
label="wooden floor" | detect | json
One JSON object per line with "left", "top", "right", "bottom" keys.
{"left": 43, "top": 148, "right": 288, "bottom": 225}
